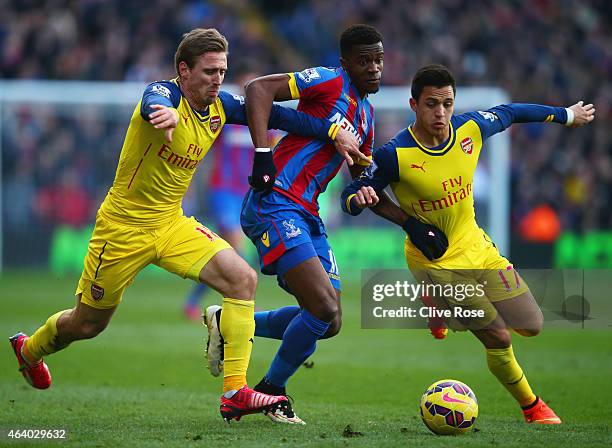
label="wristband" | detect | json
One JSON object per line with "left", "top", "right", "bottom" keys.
{"left": 328, "top": 123, "right": 340, "bottom": 140}
{"left": 255, "top": 147, "right": 271, "bottom": 153}
{"left": 565, "top": 108, "right": 574, "bottom": 126}
{"left": 345, "top": 193, "right": 357, "bottom": 214}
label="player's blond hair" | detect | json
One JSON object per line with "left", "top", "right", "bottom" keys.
{"left": 174, "top": 28, "right": 228, "bottom": 74}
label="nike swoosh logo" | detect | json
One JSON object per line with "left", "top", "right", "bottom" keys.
{"left": 442, "top": 392, "right": 469, "bottom": 404}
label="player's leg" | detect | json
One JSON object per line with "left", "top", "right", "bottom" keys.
{"left": 254, "top": 306, "right": 301, "bottom": 339}
{"left": 470, "top": 315, "right": 560, "bottom": 424}
{"left": 476, "top": 264, "right": 560, "bottom": 424}
{"left": 156, "top": 216, "right": 254, "bottom": 392}
{"left": 157, "top": 215, "right": 289, "bottom": 421}
{"left": 494, "top": 290, "right": 543, "bottom": 337}
{"left": 253, "top": 301, "right": 341, "bottom": 340}
{"left": 319, "top": 291, "right": 342, "bottom": 339}
{"left": 10, "top": 299, "right": 116, "bottom": 390}
{"left": 253, "top": 232, "right": 342, "bottom": 341}
{"left": 251, "top": 254, "right": 337, "bottom": 424}
{"left": 256, "top": 227, "right": 342, "bottom": 384}
{"left": 183, "top": 190, "right": 245, "bottom": 321}
{"left": 198, "top": 248, "right": 257, "bottom": 392}
{"left": 262, "top": 256, "right": 338, "bottom": 386}
{"left": 415, "top": 268, "right": 535, "bottom": 406}
{"left": 198, "top": 248, "right": 290, "bottom": 421}
{"left": 471, "top": 314, "right": 538, "bottom": 405}
{"left": 10, "top": 214, "right": 150, "bottom": 389}
{"left": 35, "top": 298, "right": 116, "bottom": 350}
{"left": 487, "top": 289, "right": 559, "bottom": 423}
{"left": 473, "top": 234, "right": 561, "bottom": 424}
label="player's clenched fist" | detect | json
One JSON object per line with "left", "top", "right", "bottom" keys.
{"left": 353, "top": 186, "right": 379, "bottom": 208}
{"left": 402, "top": 216, "right": 449, "bottom": 261}
{"left": 149, "top": 104, "right": 179, "bottom": 142}
{"left": 249, "top": 147, "right": 277, "bottom": 192}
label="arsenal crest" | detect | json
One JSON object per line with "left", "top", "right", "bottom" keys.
{"left": 460, "top": 137, "right": 473, "bottom": 155}
{"left": 91, "top": 283, "right": 105, "bottom": 301}
{"left": 210, "top": 115, "right": 221, "bottom": 133}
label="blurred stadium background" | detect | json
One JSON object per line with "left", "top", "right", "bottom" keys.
{"left": 0, "top": 0, "right": 610, "bottom": 275}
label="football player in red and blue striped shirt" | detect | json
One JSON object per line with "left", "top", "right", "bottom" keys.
{"left": 205, "top": 24, "right": 391, "bottom": 424}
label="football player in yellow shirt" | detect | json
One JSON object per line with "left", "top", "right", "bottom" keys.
{"left": 9, "top": 28, "right": 358, "bottom": 422}
{"left": 342, "top": 64, "right": 595, "bottom": 425}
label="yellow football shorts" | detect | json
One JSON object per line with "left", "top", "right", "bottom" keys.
{"left": 76, "top": 212, "right": 231, "bottom": 309}
{"left": 405, "top": 228, "right": 530, "bottom": 330}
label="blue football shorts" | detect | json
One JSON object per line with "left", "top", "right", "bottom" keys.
{"left": 241, "top": 189, "right": 340, "bottom": 293}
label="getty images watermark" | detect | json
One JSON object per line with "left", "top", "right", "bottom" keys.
{"left": 371, "top": 280, "right": 487, "bottom": 319}
{"left": 361, "top": 269, "right": 612, "bottom": 330}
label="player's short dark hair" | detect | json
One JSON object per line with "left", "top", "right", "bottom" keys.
{"left": 340, "top": 24, "right": 383, "bottom": 57}
{"left": 411, "top": 64, "right": 456, "bottom": 101}
{"left": 175, "top": 28, "right": 228, "bottom": 74}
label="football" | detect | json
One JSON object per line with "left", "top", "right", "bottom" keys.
{"left": 419, "top": 379, "right": 478, "bottom": 435}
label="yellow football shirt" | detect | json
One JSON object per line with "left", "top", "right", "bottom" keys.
{"left": 99, "top": 79, "right": 337, "bottom": 227}
{"left": 342, "top": 104, "right": 569, "bottom": 261}
{"left": 100, "top": 79, "right": 228, "bottom": 226}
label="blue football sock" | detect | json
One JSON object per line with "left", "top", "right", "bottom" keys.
{"left": 254, "top": 306, "right": 301, "bottom": 339}
{"left": 265, "top": 309, "right": 330, "bottom": 387}
{"left": 185, "top": 283, "right": 208, "bottom": 307}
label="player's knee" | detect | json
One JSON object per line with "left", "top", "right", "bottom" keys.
{"left": 513, "top": 309, "right": 543, "bottom": 337}
{"left": 227, "top": 266, "right": 258, "bottom": 300}
{"left": 514, "top": 326, "right": 541, "bottom": 337}
{"left": 483, "top": 328, "right": 512, "bottom": 348}
{"left": 76, "top": 320, "right": 108, "bottom": 340}
{"left": 322, "top": 315, "right": 342, "bottom": 339}
{"left": 312, "top": 292, "right": 339, "bottom": 323}
{"left": 244, "top": 267, "right": 258, "bottom": 298}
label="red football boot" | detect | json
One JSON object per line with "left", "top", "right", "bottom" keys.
{"left": 523, "top": 397, "right": 561, "bottom": 424}
{"left": 420, "top": 295, "right": 448, "bottom": 339}
{"left": 9, "top": 333, "right": 52, "bottom": 389}
{"left": 220, "top": 385, "right": 288, "bottom": 422}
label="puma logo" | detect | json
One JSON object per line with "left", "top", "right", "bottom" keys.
{"left": 182, "top": 114, "right": 189, "bottom": 125}
{"left": 411, "top": 161, "right": 426, "bottom": 172}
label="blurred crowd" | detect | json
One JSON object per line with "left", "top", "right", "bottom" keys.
{"left": 1, "top": 0, "right": 610, "bottom": 243}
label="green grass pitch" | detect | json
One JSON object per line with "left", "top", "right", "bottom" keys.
{"left": 1, "top": 271, "right": 611, "bottom": 447}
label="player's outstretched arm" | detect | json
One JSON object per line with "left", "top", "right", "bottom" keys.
{"left": 471, "top": 101, "right": 596, "bottom": 140}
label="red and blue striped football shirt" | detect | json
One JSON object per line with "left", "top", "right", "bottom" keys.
{"left": 272, "top": 66, "right": 374, "bottom": 216}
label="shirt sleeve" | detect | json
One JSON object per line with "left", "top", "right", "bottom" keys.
{"left": 341, "top": 140, "right": 400, "bottom": 216}
{"left": 287, "top": 66, "right": 341, "bottom": 100}
{"left": 219, "top": 90, "right": 339, "bottom": 142}
{"left": 140, "top": 81, "right": 181, "bottom": 121}
{"left": 463, "top": 103, "right": 569, "bottom": 140}
{"left": 356, "top": 108, "right": 375, "bottom": 166}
